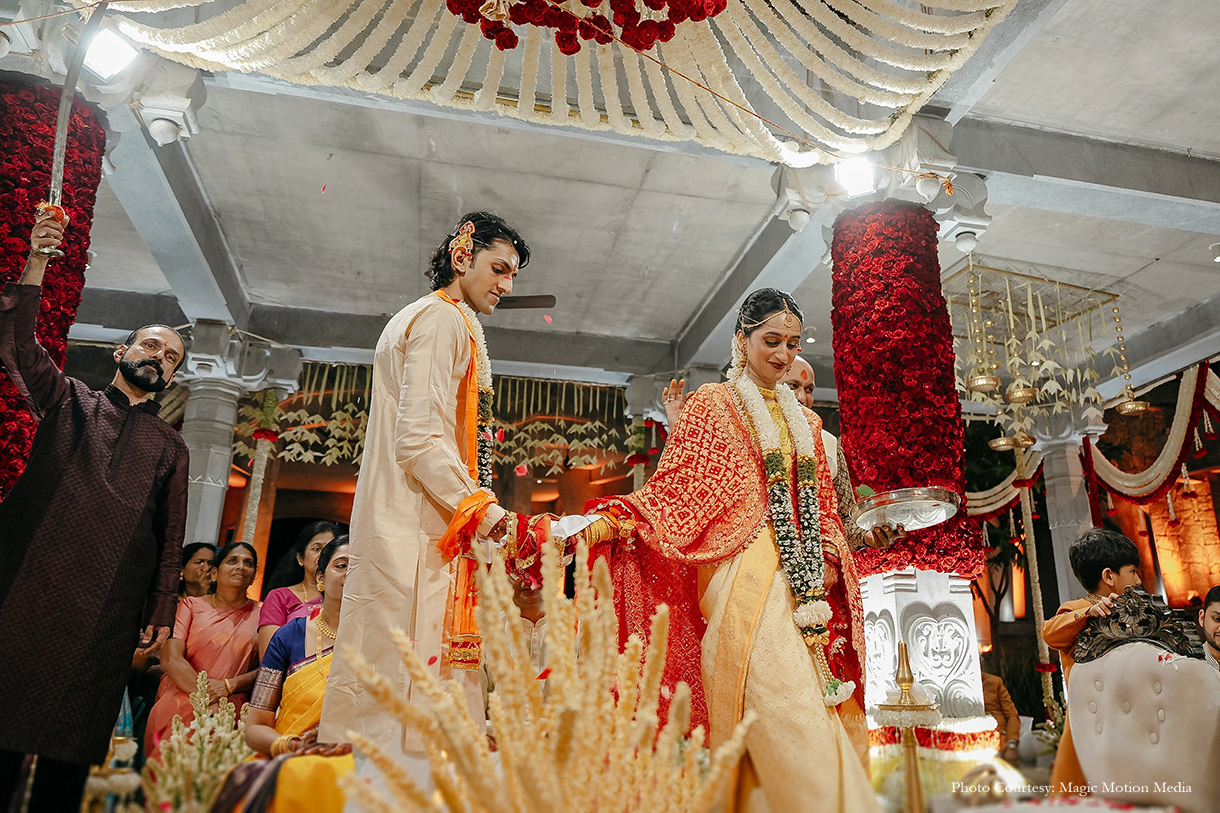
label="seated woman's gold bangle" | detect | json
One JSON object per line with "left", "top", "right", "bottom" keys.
{"left": 271, "top": 734, "right": 297, "bottom": 757}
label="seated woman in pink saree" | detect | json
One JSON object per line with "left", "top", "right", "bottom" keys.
{"left": 146, "top": 542, "right": 262, "bottom": 760}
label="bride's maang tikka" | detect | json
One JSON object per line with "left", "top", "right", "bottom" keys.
{"left": 739, "top": 299, "right": 800, "bottom": 331}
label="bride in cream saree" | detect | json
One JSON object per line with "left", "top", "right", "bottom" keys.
{"left": 573, "top": 290, "right": 881, "bottom": 813}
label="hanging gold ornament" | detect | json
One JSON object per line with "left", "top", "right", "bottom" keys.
{"left": 1111, "top": 304, "right": 1148, "bottom": 416}
{"left": 988, "top": 436, "right": 1019, "bottom": 451}
{"left": 1004, "top": 385, "right": 1038, "bottom": 405}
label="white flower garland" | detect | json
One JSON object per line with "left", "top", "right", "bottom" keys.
{"left": 453, "top": 297, "right": 495, "bottom": 489}
{"left": 91, "top": 0, "right": 1016, "bottom": 166}
{"left": 734, "top": 372, "right": 849, "bottom": 705}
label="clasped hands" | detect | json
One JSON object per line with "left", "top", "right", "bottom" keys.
{"left": 282, "top": 727, "right": 352, "bottom": 757}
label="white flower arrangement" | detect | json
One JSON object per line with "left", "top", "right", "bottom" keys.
{"left": 90, "top": 0, "right": 1016, "bottom": 166}
{"left": 142, "top": 672, "right": 254, "bottom": 813}
{"left": 872, "top": 706, "right": 942, "bottom": 729}
{"left": 823, "top": 678, "right": 858, "bottom": 707}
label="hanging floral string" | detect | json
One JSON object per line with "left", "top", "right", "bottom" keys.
{"left": 76, "top": 0, "right": 1017, "bottom": 167}
{"left": 240, "top": 389, "right": 280, "bottom": 547}
{"left": 1013, "top": 447, "right": 1060, "bottom": 734}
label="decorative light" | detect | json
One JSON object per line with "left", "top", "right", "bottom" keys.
{"left": 84, "top": 29, "right": 139, "bottom": 81}
{"left": 805, "top": 337, "right": 815, "bottom": 344}
{"left": 1211, "top": 243, "right": 1220, "bottom": 264}
{"left": 834, "top": 157, "right": 875, "bottom": 198}
{"left": 788, "top": 208, "right": 811, "bottom": 232}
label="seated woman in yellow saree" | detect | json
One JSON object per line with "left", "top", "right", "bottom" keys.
{"left": 211, "top": 537, "right": 354, "bottom": 813}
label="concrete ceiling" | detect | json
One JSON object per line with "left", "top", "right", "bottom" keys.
{"left": 184, "top": 86, "right": 776, "bottom": 341}
{"left": 87, "top": 180, "right": 169, "bottom": 293}
{"left": 52, "top": 0, "right": 1220, "bottom": 393}
{"left": 971, "top": 0, "right": 1220, "bottom": 158}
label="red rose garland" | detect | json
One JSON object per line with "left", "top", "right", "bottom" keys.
{"left": 447, "top": 0, "right": 724, "bottom": 54}
{"left": 830, "top": 201, "right": 985, "bottom": 578}
{"left": 0, "top": 78, "right": 106, "bottom": 499}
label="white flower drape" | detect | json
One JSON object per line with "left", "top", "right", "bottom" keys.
{"left": 88, "top": 0, "right": 1016, "bottom": 166}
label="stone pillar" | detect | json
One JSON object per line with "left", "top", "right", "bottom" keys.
{"left": 177, "top": 320, "right": 301, "bottom": 547}
{"left": 861, "top": 569, "right": 986, "bottom": 719}
{"left": 1034, "top": 410, "right": 1106, "bottom": 604}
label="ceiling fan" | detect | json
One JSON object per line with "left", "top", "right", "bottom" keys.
{"left": 497, "top": 295, "right": 556, "bottom": 310}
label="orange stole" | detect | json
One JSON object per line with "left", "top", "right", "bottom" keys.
{"left": 432, "top": 290, "right": 494, "bottom": 670}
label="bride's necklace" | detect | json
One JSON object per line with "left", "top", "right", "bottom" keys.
{"left": 732, "top": 372, "right": 855, "bottom": 706}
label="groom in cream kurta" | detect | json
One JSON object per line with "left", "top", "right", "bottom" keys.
{"left": 320, "top": 293, "right": 504, "bottom": 754}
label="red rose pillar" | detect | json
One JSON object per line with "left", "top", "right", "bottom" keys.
{"left": 830, "top": 199, "right": 991, "bottom": 740}
{"left": 0, "top": 78, "right": 106, "bottom": 498}
{"left": 830, "top": 199, "right": 980, "bottom": 577}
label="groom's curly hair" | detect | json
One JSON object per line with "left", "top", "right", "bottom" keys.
{"left": 428, "top": 211, "right": 531, "bottom": 291}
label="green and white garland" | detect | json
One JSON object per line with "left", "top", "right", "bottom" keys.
{"left": 730, "top": 358, "right": 854, "bottom": 706}
{"left": 455, "top": 298, "right": 496, "bottom": 491}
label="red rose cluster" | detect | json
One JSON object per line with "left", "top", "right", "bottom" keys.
{"left": 830, "top": 200, "right": 985, "bottom": 578}
{"left": 446, "top": 0, "right": 725, "bottom": 54}
{"left": 0, "top": 79, "right": 106, "bottom": 499}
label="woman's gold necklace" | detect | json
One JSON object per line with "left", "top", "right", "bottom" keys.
{"left": 315, "top": 614, "right": 337, "bottom": 679}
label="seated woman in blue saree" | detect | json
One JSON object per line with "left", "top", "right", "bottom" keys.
{"left": 211, "top": 537, "right": 354, "bottom": 813}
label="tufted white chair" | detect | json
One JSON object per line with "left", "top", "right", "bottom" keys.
{"left": 1067, "top": 641, "right": 1220, "bottom": 812}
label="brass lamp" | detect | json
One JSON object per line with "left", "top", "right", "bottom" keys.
{"left": 875, "top": 642, "right": 942, "bottom": 813}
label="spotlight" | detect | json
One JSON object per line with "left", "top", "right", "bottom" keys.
{"left": 84, "top": 29, "right": 139, "bottom": 81}
{"left": 1211, "top": 243, "right": 1220, "bottom": 264}
{"left": 788, "top": 208, "right": 811, "bottom": 232}
{"left": 0, "top": 32, "right": 11, "bottom": 60}
{"left": 834, "top": 157, "right": 875, "bottom": 198}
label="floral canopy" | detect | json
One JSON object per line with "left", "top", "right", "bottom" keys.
{"left": 93, "top": 0, "right": 1015, "bottom": 166}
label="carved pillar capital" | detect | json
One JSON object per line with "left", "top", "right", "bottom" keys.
{"left": 771, "top": 115, "right": 992, "bottom": 260}
{"left": 178, "top": 322, "right": 301, "bottom": 546}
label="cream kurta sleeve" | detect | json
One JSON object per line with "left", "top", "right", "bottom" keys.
{"left": 393, "top": 303, "right": 505, "bottom": 530}
{"left": 395, "top": 304, "right": 481, "bottom": 510}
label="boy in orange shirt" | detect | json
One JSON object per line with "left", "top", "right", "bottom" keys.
{"left": 1041, "top": 529, "right": 1143, "bottom": 796}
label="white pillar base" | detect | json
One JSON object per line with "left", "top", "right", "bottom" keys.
{"left": 861, "top": 568, "right": 986, "bottom": 719}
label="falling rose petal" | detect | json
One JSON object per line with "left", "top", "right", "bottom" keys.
{"left": 321, "top": 184, "right": 327, "bottom": 193}
{"left": 481, "top": 430, "right": 493, "bottom": 441}
{"left": 428, "top": 656, "right": 438, "bottom": 666}
{"left": 495, "top": 428, "right": 506, "bottom": 442}
{"left": 514, "top": 463, "right": 528, "bottom": 477}
{"left": 543, "top": 314, "right": 552, "bottom": 324}
{"left": 537, "top": 668, "right": 552, "bottom": 680}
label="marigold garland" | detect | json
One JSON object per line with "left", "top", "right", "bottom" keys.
{"left": 0, "top": 78, "right": 106, "bottom": 500}
{"left": 830, "top": 200, "right": 984, "bottom": 578}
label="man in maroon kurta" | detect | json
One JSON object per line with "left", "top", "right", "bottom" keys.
{"left": 0, "top": 218, "right": 189, "bottom": 812}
